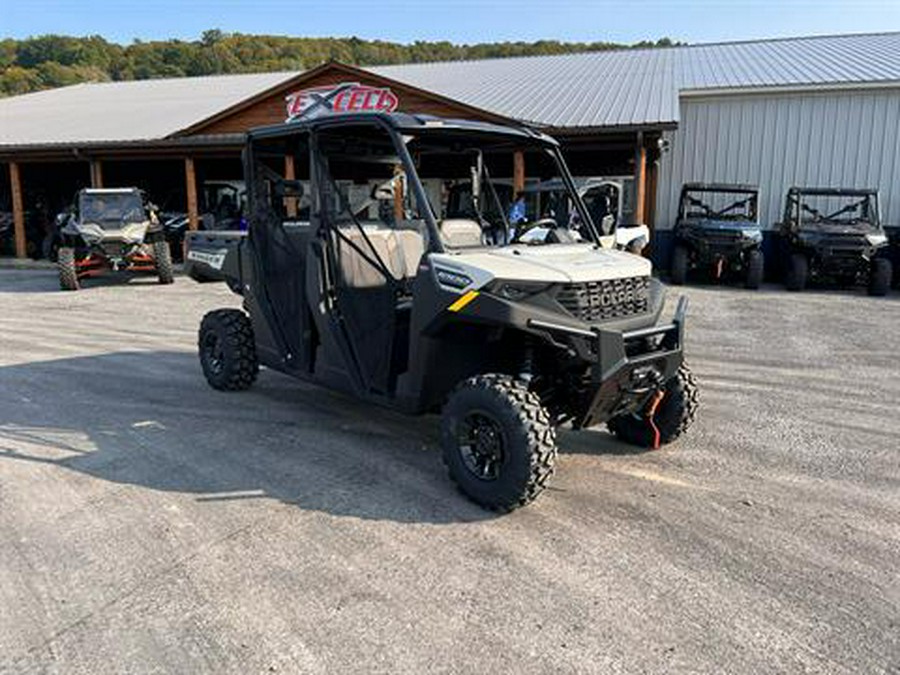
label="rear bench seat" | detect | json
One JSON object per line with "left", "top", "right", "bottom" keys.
{"left": 334, "top": 225, "right": 425, "bottom": 288}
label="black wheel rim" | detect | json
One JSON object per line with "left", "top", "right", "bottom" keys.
{"left": 202, "top": 332, "right": 225, "bottom": 375}
{"left": 458, "top": 411, "right": 505, "bottom": 481}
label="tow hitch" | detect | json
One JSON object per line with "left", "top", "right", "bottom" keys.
{"left": 645, "top": 389, "right": 666, "bottom": 450}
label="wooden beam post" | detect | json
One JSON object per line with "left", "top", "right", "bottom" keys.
{"left": 89, "top": 159, "right": 103, "bottom": 188}
{"left": 185, "top": 157, "right": 199, "bottom": 231}
{"left": 513, "top": 151, "right": 525, "bottom": 195}
{"left": 634, "top": 132, "right": 647, "bottom": 225}
{"left": 9, "top": 162, "right": 26, "bottom": 259}
{"left": 284, "top": 154, "right": 297, "bottom": 218}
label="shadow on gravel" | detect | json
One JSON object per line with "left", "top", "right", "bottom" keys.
{"left": 0, "top": 269, "right": 179, "bottom": 293}
{"left": 0, "top": 350, "right": 648, "bottom": 523}
{"left": 0, "top": 270, "right": 61, "bottom": 293}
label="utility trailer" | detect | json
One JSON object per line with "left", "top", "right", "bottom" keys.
{"left": 185, "top": 105, "right": 698, "bottom": 511}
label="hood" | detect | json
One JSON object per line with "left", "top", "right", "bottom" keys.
{"left": 683, "top": 218, "right": 760, "bottom": 232}
{"left": 434, "top": 243, "right": 652, "bottom": 284}
{"left": 799, "top": 222, "right": 879, "bottom": 236}
{"left": 76, "top": 220, "right": 150, "bottom": 244}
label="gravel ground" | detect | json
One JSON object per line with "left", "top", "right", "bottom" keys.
{"left": 0, "top": 269, "right": 898, "bottom": 674}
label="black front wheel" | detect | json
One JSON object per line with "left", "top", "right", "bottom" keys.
{"left": 745, "top": 249, "right": 764, "bottom": 290}
{"left": 608, "top": 364, "right": 699, "bottom": 448}
{"left": 441, "top": 374, "right": 557, "bottom": 512}
{"left": 57, "top": 246, "right": 79, "bottom": 291}
{"left": 670, "top": 245, "right": 689, "bottom": 286}
{"left": 868, "top": 258, "right": 892, "bottom": 297}
{"left": 153, "top": 240, "right": 175, "bottom": 284}
{"left": 198, "top": 309, "right": 259, "bottom": 391}
{"left": 785, "top": 253, "right": 808, "bottom": 292}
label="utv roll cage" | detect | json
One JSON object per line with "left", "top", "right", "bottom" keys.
{"left": 782, "top": 187, "right": 880, "bottom": 230}
{"left": 245, "top": 113, "right": 603, "bottom": 253}
{"left": 678, "top": 183, "right": 760, "bottom": 222}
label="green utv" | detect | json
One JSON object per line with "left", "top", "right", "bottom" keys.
{"left": 778, "top": 187, "right": 892, "bottom": 295}
{"left": 669, "top": 183, "right": 765, "bottom": 289}
{"left": 185, "top": 112, "right": 698, "bottom": 511}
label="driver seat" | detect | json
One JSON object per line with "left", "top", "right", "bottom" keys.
{"left": 439, "top": 219, "right": 483, "bottom": 248}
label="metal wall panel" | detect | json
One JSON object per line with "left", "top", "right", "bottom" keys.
{"left": 656, "top": 88, "right": 900, "bottom": 229}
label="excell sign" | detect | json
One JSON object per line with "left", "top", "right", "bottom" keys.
{"left": 285, "top": 83, "right": 400, "bottom": 121}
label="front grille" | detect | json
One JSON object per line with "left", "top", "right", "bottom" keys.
{"left": 704, "top": 232, "right": 741, "bottom": 248}
{"left": 100, "top": 241, "right": 126, "bottom": 258}
{"left": 556, "top": 276, "right": 650, "bottom": 323}
{"left": 819, "top": 236, "right": 866, "bottom": 249}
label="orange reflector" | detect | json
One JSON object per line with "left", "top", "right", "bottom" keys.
{"left": 447, "top": 290, "right": 479, "bottom": 312}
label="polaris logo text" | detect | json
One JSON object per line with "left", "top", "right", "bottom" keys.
{"left": 285, "top": 83, "right": 399, "bottom": 121}
{"left": 187, "top": 249, "right": 228, "bottom": 271}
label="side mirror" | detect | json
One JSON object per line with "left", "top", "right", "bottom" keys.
{"left": 615, "top": 224, "right": 651, "bottom": 254}
{"left": 281, "top": 180, "right": 305, "bottom": 199}
{"left": 371, "top": 180, "right": 394, "bottom": 201}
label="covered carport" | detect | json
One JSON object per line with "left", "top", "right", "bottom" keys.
{"left": 0, "top": 61, "right": 666, "bottom": 260}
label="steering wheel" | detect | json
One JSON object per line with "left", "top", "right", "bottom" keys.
{"left": 512, "top": 217, "right": 558, "bottom": 243}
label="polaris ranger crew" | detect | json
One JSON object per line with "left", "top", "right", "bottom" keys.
{"left": 669, "top": 183, "right": 764, "bottom": 289}
{"left": 53, "top": 187, "right": 174, "bottom": 290}
{"left": 778, "top": 187, "right": 892, "bottom": 295}
{"left": 186, "top": 106, "right": 697, "bottom": 511}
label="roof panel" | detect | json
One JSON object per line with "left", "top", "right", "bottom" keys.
{"left": 373, "top": 32, "right": 900, "bottom": 127}
{"left": 0, "top": 71, "right": 297, "bottom": 145}
{"left": 2, "top": 32, "right": 900, "bottom": 148}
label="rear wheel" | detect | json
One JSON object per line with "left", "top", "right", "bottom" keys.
{"left": 198, "top": 309, "right": 258, "bottom": 391}
{"left": 441, "top": 374, "right": 557, "bottom": 512}
{"left": 785, "top": 253, "right": 808, "bottom": 291}
{"left": 670, "top": 245, "right": 689, "bottom": 285}
{"left": 608, "top": 364, "right": 699, "bottom": 448}
{"left": 868, "top": 258, "right": 892, "bottom": 297}
{"left": 153, "top": 240, "right": 174, "bottom": 284}
{"left": 57, "top": 246, "right": 79, "bottom": 291}
{"left": 745, "top": 249, "right": 764, "bottom": 289}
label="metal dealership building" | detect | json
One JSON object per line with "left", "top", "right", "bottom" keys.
{"left": 2, "top": 31, "right": 900, "bottom": 262}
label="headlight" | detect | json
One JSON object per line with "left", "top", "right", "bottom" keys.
{"left": 434, "top": 267, "right": 472, "bottom": 291}
{"left": 741, "top": 229, "right": 763, "bottom": 242}
{"left": 488, "top": 280, "right": 551, "bottom": 301}
{"left": 866, "top": 233, "right": 888, "bottom": 246}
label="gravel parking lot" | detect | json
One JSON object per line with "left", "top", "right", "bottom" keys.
{"left": 1, "top": 268, "right": 898, "bottom": 674}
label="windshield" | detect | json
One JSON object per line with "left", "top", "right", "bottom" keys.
{"left": 680, "top": 189, "right": 758, "bottom": 223}
{"left": 79, "top": 192, "right": 145, "bottom": 224}
{"left": 406, "top": 129, "right": 600, "bottom": 248}
{"left": 794, "top": 192, "right": 879, "bottom": 230}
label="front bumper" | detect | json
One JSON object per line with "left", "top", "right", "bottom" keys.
{"left": 528, "top": 296, "right": 687, "bottom": 429}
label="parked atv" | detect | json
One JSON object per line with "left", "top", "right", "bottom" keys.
{"left": 186, "top": 111, "right": 698, "bottom": 512}
{"left": 669, "top": 183, "right": 764, "bottom": 289}
{"left": 885, "top": 226, "right": 900, "bottom": 289}
{"left": 53, "top": 188, "right": 173, "bottom": 290}
{"left": 777, "top": 187, "right": 892, "bottom": 295}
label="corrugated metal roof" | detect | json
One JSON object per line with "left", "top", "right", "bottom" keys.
{"left": 372, "top": 32, "right": 900, "bottom": 129}
{"left": 372, "top": 47, "right": 679, "bottom": 129}
{"left": 0, "top": 71, "right": 296, "bottom": 145}
{"left": 2, "top": 32, "right": 900, "bottom": 147}
{"left": 678, "top": 32, "right": 900, "bottom": 90}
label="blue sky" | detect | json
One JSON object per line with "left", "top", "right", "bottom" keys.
{"left": 2, "top": 0, "right": 898, "bottom": 45}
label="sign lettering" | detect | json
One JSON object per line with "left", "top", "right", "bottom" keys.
{"left": 285, "top": 83, "right": 399, "bottom": 121}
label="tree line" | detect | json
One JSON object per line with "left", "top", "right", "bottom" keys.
{"left": 0, "top": 30, "right": 680, "bottom": 97}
